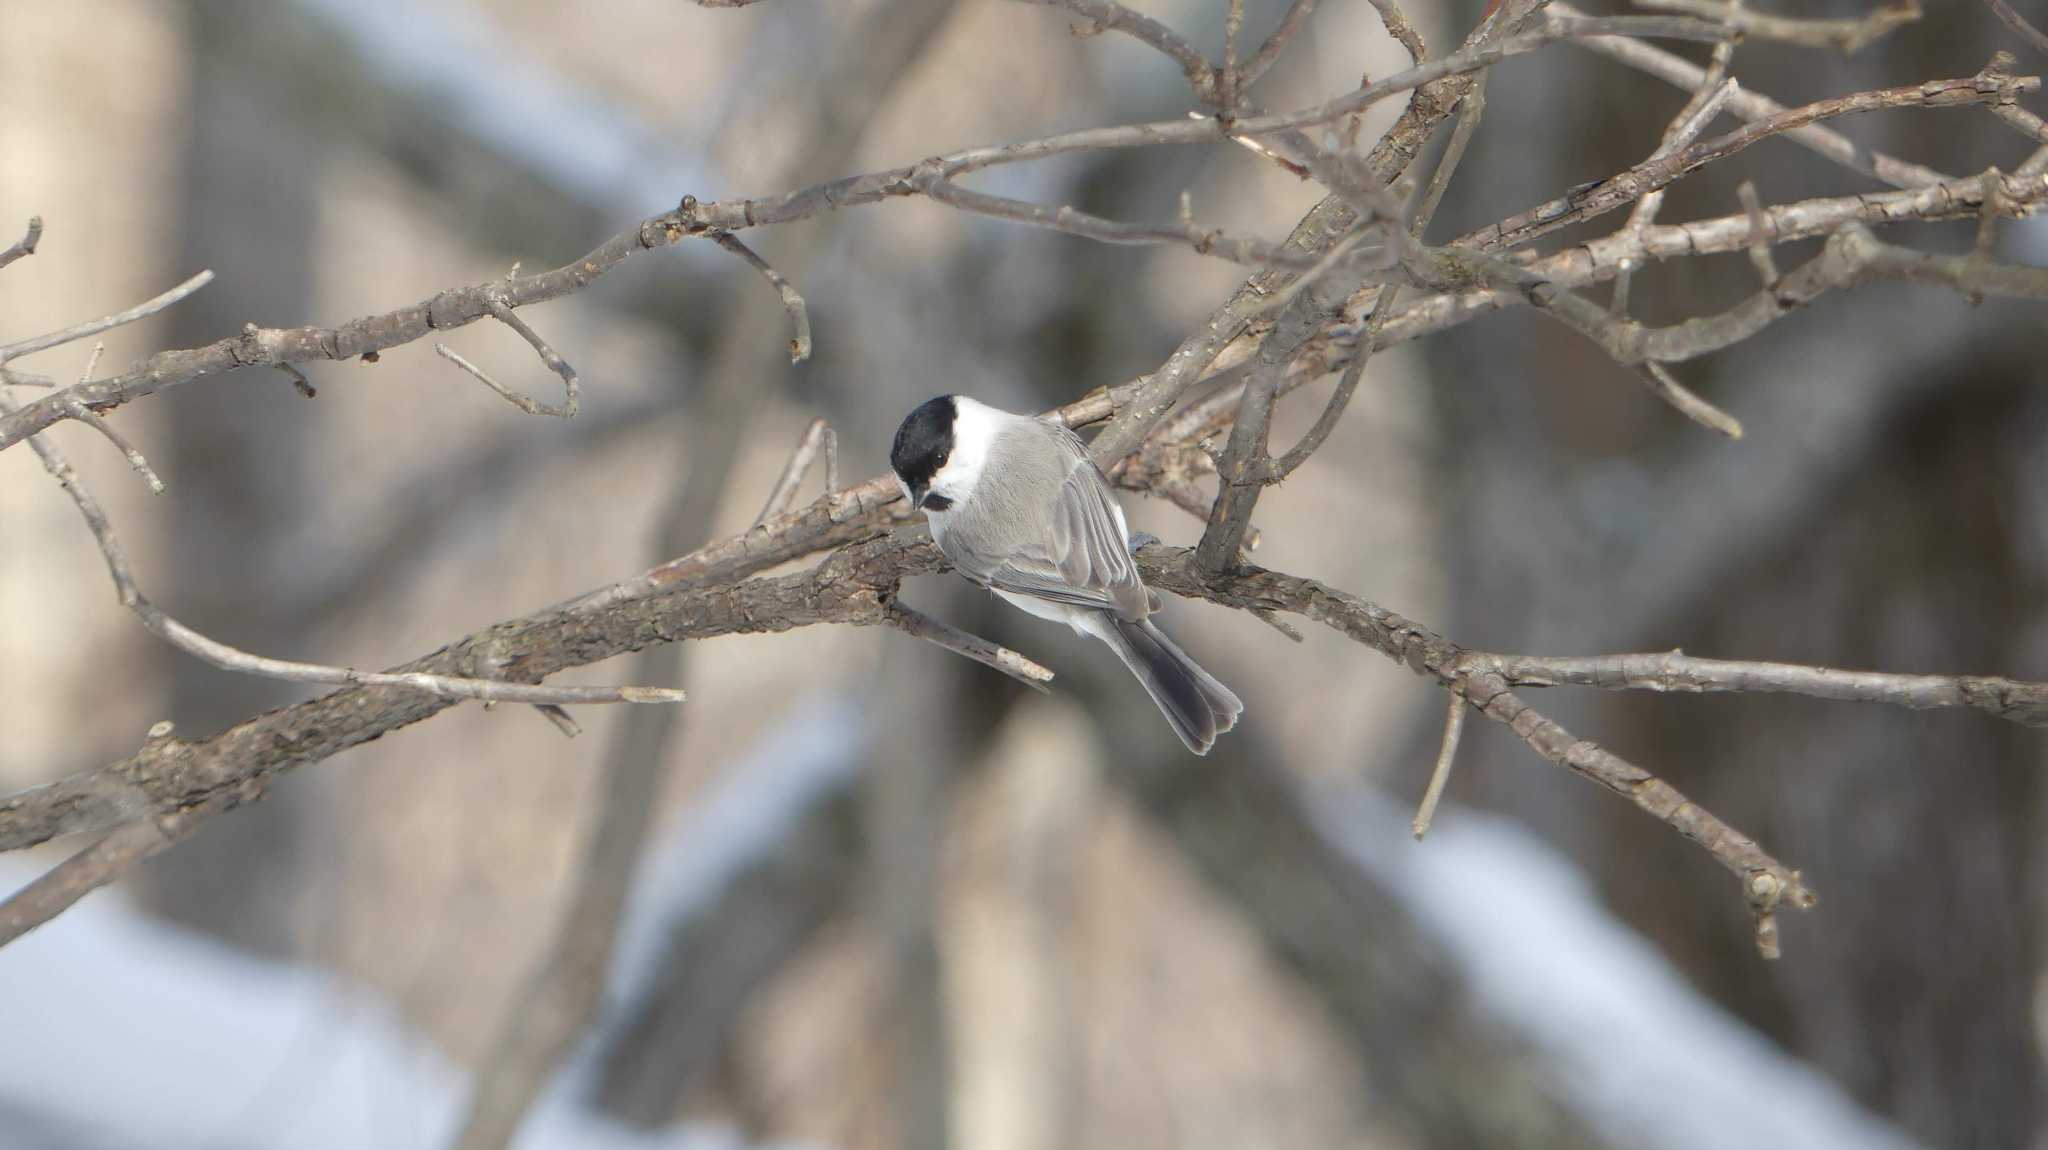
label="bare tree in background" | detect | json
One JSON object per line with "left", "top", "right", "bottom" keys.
{"left": 5, "top": 0, "right": 2048, "bottom": 1146}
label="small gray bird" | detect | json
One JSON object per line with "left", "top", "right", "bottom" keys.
{"left": 889, "top": 394, "right": 1243, "bottom": 754}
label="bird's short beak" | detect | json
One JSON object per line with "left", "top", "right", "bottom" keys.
{"left": 909, "top": 485, "right": 930, "bottom": 510}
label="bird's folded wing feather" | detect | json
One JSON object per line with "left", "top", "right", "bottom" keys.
{"left": 979, "top": 427, "right": 1149, "bottom": 619}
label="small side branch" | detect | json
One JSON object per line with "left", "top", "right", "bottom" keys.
{"left": 915, "top": 172, "right": 1318, "bottom": 269}
{"left": 0, "top": 216, "right": 42, "bottom": 271}
{"left": 59, "top": 344, "right": 165, "bottom": 493}
{"left": 1562, "top": 3, "right": 1949, "bottom": 189}
{"left": 3, "top": 394, "right": 676, "bottom": 709}
{"left": 1637, "top": 362, "right": 1743, "bottom": 438}
{"left": 754, "top": 417, "right": 837, "bottom": 525}
{"left": 885, "top": 602, "right": 1056, "bottom": 692}
{"left": 0, "top": 810, "right": 197, "bottom": 948}
{"left": 1634, "top": 0, "right": 1918, "bottom": 54}
{"left": 710, "top": 231, "right": 813, "bottom": 363}
{"left": 1983, "top": 0, "right": 2048, "bottom": 59}
{"left": 0, "top": 269, "right": 214, "bottom": 365}
{"left": 1412, "top": 693, "right": 1467, "bottom": 839}
{"left": 1022, "top": 0, "right": 1219, "bottom": 104}
{"left": 1242, "top": 0, "right": 1319, "bottom": 87}
{"left": 435, "top": 296, "right": 581, "bottom": 419}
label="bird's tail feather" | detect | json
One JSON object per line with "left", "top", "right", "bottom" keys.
{"left": 1099, "top": 616, "right": 1243, "bottom": 755}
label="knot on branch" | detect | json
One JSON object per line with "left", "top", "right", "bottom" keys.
{"left": 231, "top": 323, "right": 270, "bottom": 367}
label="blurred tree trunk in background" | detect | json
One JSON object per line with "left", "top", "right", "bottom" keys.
{"left": 136, "top": 0, "right": 323, "bottom": 957}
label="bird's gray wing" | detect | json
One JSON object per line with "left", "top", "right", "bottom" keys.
{"left": 980, "top": 423, "right": 1151, "bottom": 619}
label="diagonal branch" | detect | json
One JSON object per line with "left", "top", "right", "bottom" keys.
{"left": 0, "top": 269, "right": 215, "bottom": 365}
{"left": 1242, "top": 0, "right": 1320, "bottom": 88}
{"left": 1, "top": 393, "right": 681, "bottom": 710}
{"left": 886, "top": 601, "right": 1056, "bottom": 691}
{"left": 1135, "top": 546, "right": 1818, "bottom": 955}
{"left": 436, "top": 295, "right": 583, "bottom": 419}
{"left": 1561, "top": 2, "right": 1950, "bottom": 189}
{"left": 1983, "top": 0, "right": 2048, "bottom": 58}
{"left": 1461, "top": 64, "right": 2037, "bottom": 252}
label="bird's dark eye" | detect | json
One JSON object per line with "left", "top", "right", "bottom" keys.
{"left": 922, "top": 493, "right": 954, "bottom": 511}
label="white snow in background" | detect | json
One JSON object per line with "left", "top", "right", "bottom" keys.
{"left": 0, "top": 696, "right": 863, "bottom": 1150}
{"left": 1323, "top": 790, "right": 1925, "bottom": 1150}
{"left": 603, "top": 694, "right": 868, "bottom": 1026}
{"left": 0, "top": 857, "right": 775, "bottom": 1150}
{"left": 294, "top": 0, "right": 706, "bottom": 216}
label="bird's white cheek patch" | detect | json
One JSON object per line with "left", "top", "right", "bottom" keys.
{"left": 929, "top": 397, "right": 1001, "bottom": 503}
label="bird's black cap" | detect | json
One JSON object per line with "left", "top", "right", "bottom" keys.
{"left": 890, "top": 395, "right": 956, "bottom": 506}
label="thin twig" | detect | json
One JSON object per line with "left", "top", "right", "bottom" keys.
{"left": 1463, "top": 66, "right": 2036, "bottom": 253}
{"left": 1269, "top": 77, "right": 1489, "bottom": 481}
{"left": 1637, "top": 361, "right": 1743, "bottom": 438}
{"left": 435, "top": 294, "right": 583, "bottom": 420}
{"left": 1222, "top": 0, "right": 1244, "bottom": 123}
{"left": 1561, "top": 2, "right": 1949, "bottom": 189}
{"left": 710, "top": 231, "right": 813, "bottom": 363}
{"left": 1412, "top": 693, "right": 1466, "bottom": 839}
{"left": 1241, "top": 0, "right": 1318, "bottom": 87}
{"left": 1736, "top": 180, "right": 1779, "bottom": 287}
{"left": 886, "top": 602, "right": 1056, "bottom": 691}
{"left": 0, "top": 269, "right": 214, "bottom": 365}
{"left": 276, "top": 362, "right": 317, "bottom": 398}
{"left": 915, "top": 173, "right": 1318, "bottom": 269}
{"left": 533, "top": 704, "right": 582, "bottom": 738}
{"left": 0, "top": 13, "right": 1719, "bottom": 453}
{"left": 1021, "top": 0, "right": 1219, "bottom": 104}
{"left": 1, "top": 394, "right": 677, "bottom": 708}
{"left": 0, "top": 216, "right": 42, "bottom": 271}
{"left": 1634, "top": 0, "right": 1918, "bottom": 54}
{"left": 1983, "top": 0, "right": 2048, "bottom": 59}
{"left": 62, "top": 344, "right": 164, "bottom": 493}
{"left": 755, "top": 418, "right": 835, "bottom": 526}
